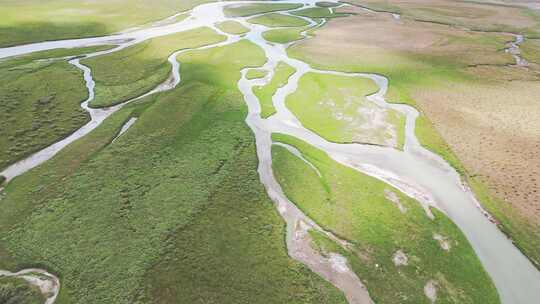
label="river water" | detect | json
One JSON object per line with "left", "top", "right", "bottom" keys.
{"left": 0, "top": 1, "right": 539, "bottom": 303}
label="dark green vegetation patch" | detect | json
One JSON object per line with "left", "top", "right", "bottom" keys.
{"left": 224, "top": 3, "right": 304, "bottom": 17}
{"left": 0, "top": 40, "right": 346, "bottom": 304}
{"left": 0, "top": 46, "right": 112, "bottom": 171}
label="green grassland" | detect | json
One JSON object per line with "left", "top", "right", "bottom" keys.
{"left": 215, "top": 20, "right": 249, "bottom": 35}
{"left": 271, "top": 133, "right": 500, "bottom": 304}
{"left": 0, "top": 277, "right": 44, "bottom": 304}
{"left": 248, "top": 13, "right": 310, "bottom": 27}
{"left": 246, "top": 69, "right": 268, "bottom": 79}
{"left": 253, "top": 61, "right": 296, "bottom": 118}
{"left": 263, "top": 27, "right": 309, "bottom": 43}
{"left": 345, "top": 0, "right": 540, "bottom": 38}
{"left": 521, "top": 38, "right": 540, "bottom": 64}
{"left": 0, "top": 40, "right": 346, "bottom": 304}
{"left": 316, "top": 2, "right": 341, "bottom": 8}
{"left": 292, "top": 7, "right": 351, "bottom": 18}
{"left": 0, "top": 0, "right": 214, "bottom": 47}
{"left": 0, "top": 45, "right": 112, "bottom": 171}
{"left": 286, "top": 72, "right": 405, "bottom": 147}
{"left": 224, "top": 3, "right": 303, "bottom": 17}
{"left": 82, "top": 27, "right": 226, "bottom": 108}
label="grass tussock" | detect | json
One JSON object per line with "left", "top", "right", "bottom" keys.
{"left": 286, "top": 72, "right": 404, "bottom": 148}
{"left": 263, "top": 27, "right": 309, "bottom": 44}
{"left": 248, "top": 13, "right": 310, "bottom": 27}
{"left": 215, "top": 20, "right": 249, "bottom": 35}
{"left": 0, "top": 46, "right": 113, "bottom": 171}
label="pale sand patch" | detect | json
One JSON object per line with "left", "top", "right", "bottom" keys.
{"left": 384, "top": 188, "right": 407, "bottom": 213}
{"left": 392, "top": 250, "right": 409, "bottom": 266}
{"left": 433, "top": 233, "right": 451, "bottom": 251}
{"left": 424, "top": 279, "right": 438, "bottom": 303}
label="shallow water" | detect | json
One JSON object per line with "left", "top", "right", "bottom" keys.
{"left": 0, "top": 1, "right": 539, "bottom": 303}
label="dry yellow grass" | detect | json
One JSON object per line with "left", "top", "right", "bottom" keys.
{"left": 412, "top": 79, "right": 540, "bottom": 218}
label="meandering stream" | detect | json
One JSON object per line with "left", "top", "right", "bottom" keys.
{"left": 0, "top": 1, "right": 539, "bottom": 303}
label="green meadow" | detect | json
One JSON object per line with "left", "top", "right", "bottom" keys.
{"left": 224, "top": 3, "right": 303, "bottom": 17}
{"left": 253, "top": 61, "right": 296, "bottom": 118}
{"left": 0, "top": 39, "right": 346, "bottom": 303}
{"left": 0, "top": 0, "right": 212, "bottom": 47}
{"left": 248, "top": 13, "right": 310, "bottom": 27}
{"left": 82, "top": 27, "right": 226, "bottom": 108}
{"left": 0, "top": 45, "right": 112, "bottom": 171}
{"left": 272, "top": 133, "right": 500, "bottom": 304}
